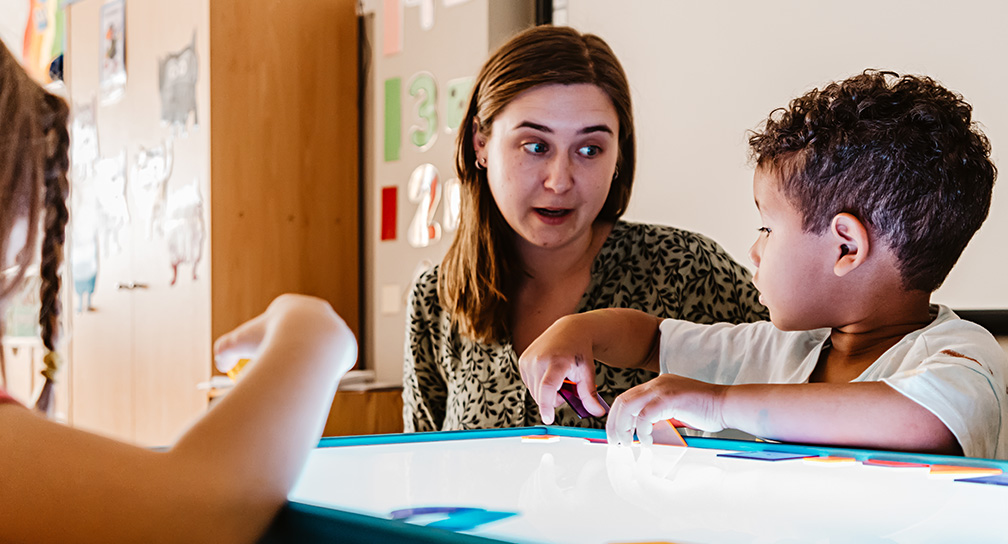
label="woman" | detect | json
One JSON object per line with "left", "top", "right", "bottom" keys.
{"left": 0, "top": 43, "right": 356, "bottom": 543}
{"left": 404, "top": 25, "right": 767, "bottom": 432}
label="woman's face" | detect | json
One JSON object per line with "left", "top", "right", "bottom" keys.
{"left": 474, "top": 83, "right": 619, "bottom": 253}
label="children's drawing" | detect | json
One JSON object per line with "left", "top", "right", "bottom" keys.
{"left": 70, "top": 203, "right": 100, "bottom": 313}
{"left": 158, "top": 32, "right": 199, "bottom": 136}
{"left": 163, "top": 180, "right": 205, "bottom": 285}
{"left": 93, "top": 149, "right": 130, "bottom": 256}
{"left": 131, "top": 139, "right": 174, "bottom": 239}
{"left": 70, "top": 97, "right": 99, "bottom": 181}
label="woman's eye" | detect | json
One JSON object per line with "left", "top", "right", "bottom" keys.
{"left": 523, "top": 142, "right": 548, "bottom": 154}
{"left": 578, "top": 145, "right": 601, "bottom": 157}
{"left": 757, "top": 226, "right": 771, "bottom": 236}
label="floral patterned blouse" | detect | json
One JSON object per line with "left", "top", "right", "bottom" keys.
{"left": 403, "top": 220, "right": 768, "bottom": 432}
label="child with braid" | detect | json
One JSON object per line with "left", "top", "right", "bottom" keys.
{"left": 0, "top": 43, "right": 357, "bottom": 543}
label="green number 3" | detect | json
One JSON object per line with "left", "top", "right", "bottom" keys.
{"left": 409, "top": 72, "right": 438, "bottom": 151}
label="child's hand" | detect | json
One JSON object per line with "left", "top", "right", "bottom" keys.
{"left": 214, "top": 312, "right": 270, "bottom": 374}
{"left": 518, "top": 315, "right": 607, "bottom": 424}
{"left": 606, "top": 374, "right": 728, "bottom": 446}
{"left": 213, "top": 294, "right": 353, "bottom": 375}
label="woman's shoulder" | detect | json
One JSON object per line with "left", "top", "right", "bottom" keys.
{"left": 608, "top": 220, "right": 740, "bottom": 261}
{"left": 414, "top": 264, "right": 440, "bottom": 290}
{"left": 408, "top": 264, "right": 444, "bottom": 317}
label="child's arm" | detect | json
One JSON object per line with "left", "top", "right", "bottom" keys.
{"left": 519, "top": 308, "right": 662, "bottom": 424}
{"left": 0, "top": 294, "right": 357, "bottom": 544}
{"left": 607, "top": 376, "right": 961, "bottom": 455}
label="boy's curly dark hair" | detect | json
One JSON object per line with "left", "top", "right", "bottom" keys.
{"left": 748, "top": 70, "right": 996, "bottom": 293}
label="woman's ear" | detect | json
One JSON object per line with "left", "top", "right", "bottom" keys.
{"left": 471, "top": 117, "right": 486, "bottom": 159}
{"left": 831, "top": 212, "right": 869, "bottom": 277}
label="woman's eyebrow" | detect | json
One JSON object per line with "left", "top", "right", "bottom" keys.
{"left": 580, "top": 124, "right": 614, "bottom": 135}
{"left": 516, "top": 121, "right": 551, "bottom": 133}
{"left": 515, "top": 121, "right": 614, "bottom": 135}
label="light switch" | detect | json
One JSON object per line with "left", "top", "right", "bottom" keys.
{"left": 381, "top": 285, "right": 401, "bottom": 315}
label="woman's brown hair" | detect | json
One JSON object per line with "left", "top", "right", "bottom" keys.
{"left": 438, "top": 25, "right": 636, "bottom": 343}
{"left": 0, "top": 44, "right": 71, "bottom": 413}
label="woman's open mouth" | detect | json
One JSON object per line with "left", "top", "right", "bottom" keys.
{"left": 534, "top": 207, "right": 571, "bottom": 218}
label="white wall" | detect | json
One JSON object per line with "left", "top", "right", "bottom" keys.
{"left": 564, "top": 0, "right": 1008, "bottom": 310}
{"left": 0, "top": 1, "right": 30, "bottom": 59}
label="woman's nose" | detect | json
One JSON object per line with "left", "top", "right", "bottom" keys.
{"left": 543, "top": 153, "right": 574, "bottom": 193}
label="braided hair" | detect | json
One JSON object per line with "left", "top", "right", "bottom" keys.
{"left": 0, "top": 44, "right": 70, "bottom": 414}
{"left": 34, "top": 91, "right": 70, "bottom": 414}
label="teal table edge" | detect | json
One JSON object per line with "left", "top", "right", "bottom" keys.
{"left": 313, "top": 425, "right": 1008, "bottom": 467}
{"left": 259, "top": 426, "right": 1008, "bottom": 543}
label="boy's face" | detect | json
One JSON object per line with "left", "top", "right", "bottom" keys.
{"left": 748, "top": 167, "right": 839, "bottom": 331}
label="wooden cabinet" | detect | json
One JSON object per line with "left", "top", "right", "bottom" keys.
{"left": 322, "top": 389, "right": 404, "bottom": 437}
{"left": 65, "top": 0, "right": 358, "bottom": 446}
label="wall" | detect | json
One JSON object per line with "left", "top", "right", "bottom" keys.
{"left": 562, "top": 0, "right": 1008, "bottom": 311}
{"left": 0, "top": 1, "right": 29, "bottom": 56}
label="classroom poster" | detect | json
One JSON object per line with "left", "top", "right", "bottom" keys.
{"left": 21, "top": 0, "right": 64, "bottom": 84}
{"left": 98, "top": 0, "right": 126, "bottom": 105}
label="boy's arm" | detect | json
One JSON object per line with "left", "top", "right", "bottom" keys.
{"left": 608, "top": 377, "right": 961, "bottom": 455}
{"left": 519, "top": 308, "right": 662, "bottom": 424}
{"left": 723, "top": 382, "right": 962, "bottom": 454}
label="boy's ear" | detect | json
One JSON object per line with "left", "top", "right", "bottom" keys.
{"left": 830, "top": 213, "right": 869, "bottom": 277}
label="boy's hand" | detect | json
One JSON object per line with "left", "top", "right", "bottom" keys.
{"left": 606, "top": 374, "right": 728, "bottom": 446}
{"left": 519, "top": 315, "right": 607, "bottom": 424}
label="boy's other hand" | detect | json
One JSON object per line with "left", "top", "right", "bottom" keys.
{"left": 519, "top": 315, "right": 606, "bottom": 424}
{"left": 607, "top": 374, "right": 728, "bottom": 446}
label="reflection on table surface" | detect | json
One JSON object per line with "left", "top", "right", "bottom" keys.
{"left": 285, "top": 427, "right": 1008, "bottom": 544}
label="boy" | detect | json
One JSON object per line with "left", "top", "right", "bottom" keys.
{"left": 519, "top": 70, "right": 1007, "bottom": 459}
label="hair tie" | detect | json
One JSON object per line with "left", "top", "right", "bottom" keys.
{"left": 41, "top": 350, "right": 61, "bottom": 381}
